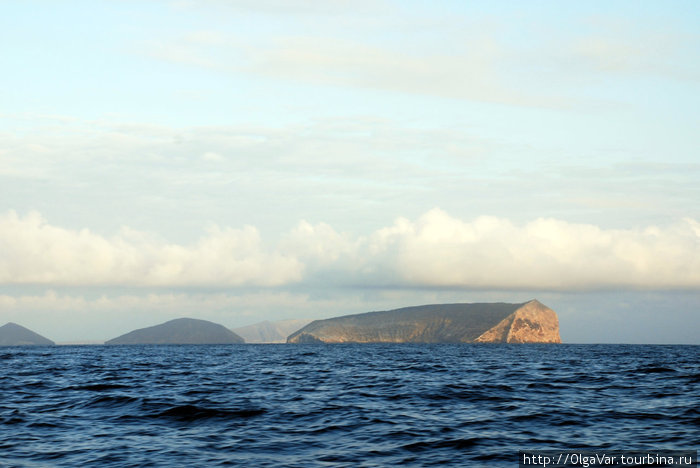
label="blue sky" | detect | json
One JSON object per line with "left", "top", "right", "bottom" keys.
{"left": 1, "top": 1, "right": 699, "bottom": 343}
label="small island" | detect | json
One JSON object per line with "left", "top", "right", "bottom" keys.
{"left": 0, "top": 322, "right": 55, "bottom": 346}
{"left": 106, "top": 318, "right": 245, "bottom": 345}
{"left": 287, "top": 299, "right": 561, "bottom": 344}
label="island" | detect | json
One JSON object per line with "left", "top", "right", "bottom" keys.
{"left": 106, "top": 317, "right": 245, "bottom": 345}
{"left": 287, "top": 300, "right": 561, "bottom": 344}
{"left": 232, "top": 319, "right": 312, "bottom": 343}
{"left": 0, "top": 322, "right": 55, "bottom": 346}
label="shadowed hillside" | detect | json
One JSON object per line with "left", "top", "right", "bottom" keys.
{"left": 106, "top": 318, "right": 245, "bottom": 345}
{"left": 0, "top": 323, "right": 55, "bottom": 346}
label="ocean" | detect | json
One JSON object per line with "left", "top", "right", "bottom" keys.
{"left": 0, "top": 344, "right": 697, "bottom": 467}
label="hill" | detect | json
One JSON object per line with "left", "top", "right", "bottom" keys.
{"left": 287, "top": 300, "right": 560, "bottom": 344}
{"left": 0, "top": 322, "right": 55, "bottom": 346}
{"left": 232, "top": 319, "right": 312, "bottom": 343}
{"left": 106, "top": 318, "right": 245, "bottom": 345}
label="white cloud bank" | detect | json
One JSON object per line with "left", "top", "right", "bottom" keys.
{"left": 0, "top": 211, "right": 302, "bottom": 287}
{"left": 1, "top": 209, "right": 699, "bottom": 290}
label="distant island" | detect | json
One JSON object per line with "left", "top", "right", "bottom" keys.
{"left": 0, "top": 322, "right": 55, "bottom": 346}
{"left": 106, "top": 318, "right": 245, "bottom": 345}
{"left": 232, "top": 319, "right": 313, "bottom": 343}
{"left": 0, "top": 301, "right": 561, "bottom": 345}
{"left": 287, "top": 300, "right": 561, "bottom": 344}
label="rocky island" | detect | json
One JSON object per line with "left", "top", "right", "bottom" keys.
{"left": 106, "top": 318, "right": 245, "bottom": 345}
{"left": 0, "top": 322, "right": 55, "bottom": 346}
{"left": 287, "top": 300, "right": 561, "bottom": 344}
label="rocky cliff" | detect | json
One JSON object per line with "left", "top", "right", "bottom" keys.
{"left": 0, "top": 322, "right": 55, "bottom": 346}
{"left": 287, "top": 300, "right": 561, "bottom": 344}
{"left": 473, "top": 300, "right": 561, "bottom": 343}
{"left": 106, "top": 318, "right": 245, "bottom": 345}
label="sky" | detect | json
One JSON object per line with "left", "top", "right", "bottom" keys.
{"left": 1, "top": 0, "right": 699, "bottom": 343}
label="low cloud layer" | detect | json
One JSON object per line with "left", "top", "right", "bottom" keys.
{"left": 0, "top": 211, "right": 302, "bottom": 287}
{"left": 2, "top": 209, "right": 699, "bottom": 290}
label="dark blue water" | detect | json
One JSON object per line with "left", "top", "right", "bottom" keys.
{"left": 0, "top": 344, "right": 697, "bottom": 467}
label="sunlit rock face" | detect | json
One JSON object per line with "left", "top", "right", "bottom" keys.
{"left": 474, "top": 300, "right": 561, "bottom": 343}
{"left": 287, "top": 300, "right": 561, "bottom": 344}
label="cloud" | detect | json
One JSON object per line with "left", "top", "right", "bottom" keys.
{"left": 0, "top": 211, "right": 303, "bottom": 287}
{"left": 0, "top": 116, "right": 508, "bottom": 239}
{"left": 3, "top": 116, "right": 697, "bottom": 238}
{"left": 171, "top": 0, "right": 388, "bottom": 16}
{"left": 284, "top": 208, "right": 700, "bottom": 290}
{"left": 201, "top": 151, "right": 225, "bottom": 162}
{"left": 2, "top": 209, "right": 699, "bottom": 290}
{"left": 567, "top": 18, "right": 700, "bottom": 82}
{"left": 244, "top": 36, "right": 553, "bottom": 107}
{"left": 143, "top": 31, "right": 564, "bottom": 108}
{"left": 2, "top": 117, "right": 698, "bottom": 290}
{"left": 138, "top": 4, "right": 700, "bottom": 112}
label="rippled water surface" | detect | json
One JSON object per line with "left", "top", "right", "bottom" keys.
{"left": 1, "top": 344, "right": 697, "bottom": 466}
